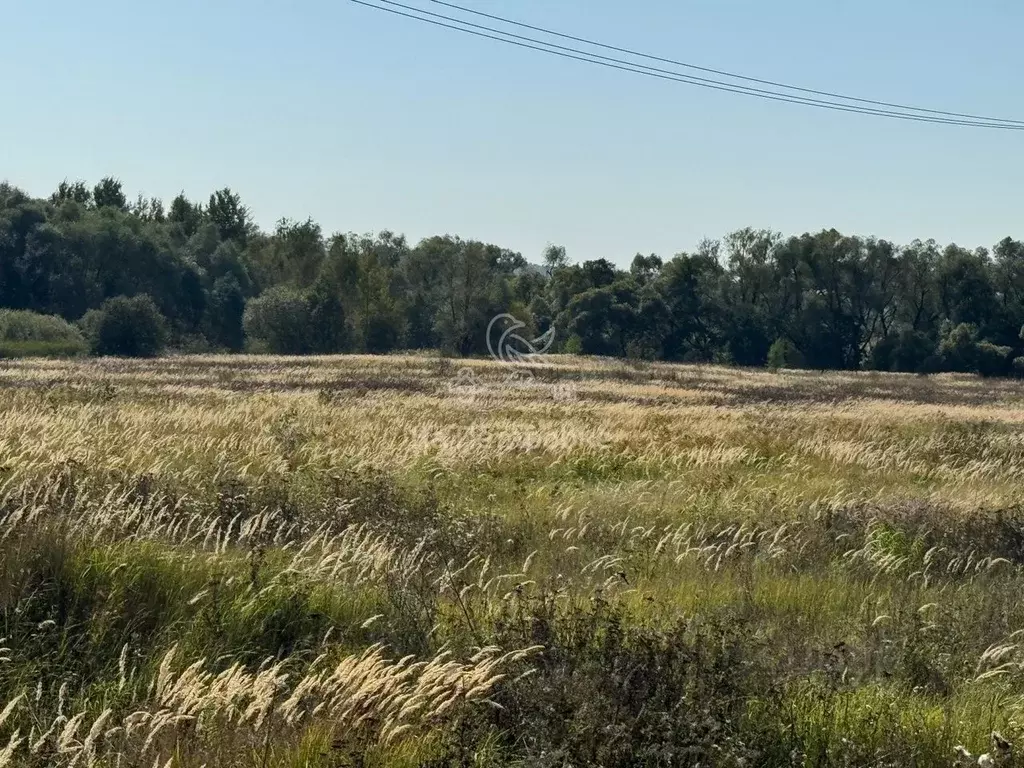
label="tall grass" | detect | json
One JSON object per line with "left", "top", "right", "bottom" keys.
{"left": 1, "top": 355, "right": 1024, "bottom": 765}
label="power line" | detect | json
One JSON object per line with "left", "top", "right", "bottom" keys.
{"left": 350, "top": 0, "right": 1024, "bottom": 130}
{"left": 369, "top": 0, "right": 1018, "bottom": 128}
{"left": 365, "top": 0, "right": 1023, "bottom": 129}
{"left": 421, "top": 0, "right": 1024, "bottom": 127}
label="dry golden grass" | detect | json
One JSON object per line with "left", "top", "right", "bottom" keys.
{"left": 2, "top": 354, "right": 1024, "bottom": 766}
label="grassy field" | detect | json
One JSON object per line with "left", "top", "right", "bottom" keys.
{"left": 2, "top": 354, "right": 1024, "bottom": 766}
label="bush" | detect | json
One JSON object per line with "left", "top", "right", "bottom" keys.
{"left": 174, "top": 333, "right": 215, "bottom": 354}
{"left": 242, "top": 286, "right": 313, "bottom": 355}
{"left": 487, "top": 597, "right": 761, "bottom": 767}
{"left": 976, "top": 341, "right": 1013, "bottom": 377}
{"left": 869, "top": 327, "right": 935, "bottom": 373}
{"left": 0, "top": 309, "right": 88, "bottom": 358}
{"left": 766, "top": 337, "right": 804, "bottom": 370}
{"left": 0, "top": 340, "right": 88, "bottom": 359}
{"left": 867, "top": 336, "right": 896, "bottom": 371}
{"left": 938, "top": 323, "right": 1013, "bottom": 376}
{"left": 363, "top": 314, "right": 401, "bottom": 354}
{"left": 85, "top": 295, "right": 169, "bottom": 357}
{"left": 919, "top": 353, "right": 945, "bottom": 375}
{"left": 938, "top": 322, "right": 979, "bottom": 372}
{"left": 1013, "top": 357, "right": 1024, "bottom": 378}
{"left": 77, "top": 308, "right": 103, "bottom": 347}
{"left": 625, "top": 339, "right": 659, "bottom": 361}
{"left": 563, "top": 334, "right": 584, "bottom": 355}
{"left": 893, "top": 329, "right": 937, "bottom": 373}
{"left": 0, "top": 308, "right": 86, "bottom": 344}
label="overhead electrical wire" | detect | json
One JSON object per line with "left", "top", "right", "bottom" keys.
{"left": 349, "top": 0, "right": 1024, "bottom": 130}
{"left": 368, "top": 0, "right": 1013, "bottom": 126}
{"left": 420, "top": 0, "right": 1024, "bottom": 127}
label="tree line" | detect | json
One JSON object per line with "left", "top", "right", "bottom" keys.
{"left": 2, "top": 177, "right": 1024, "bottom": 375}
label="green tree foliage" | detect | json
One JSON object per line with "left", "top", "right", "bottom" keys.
{"left": 543, "top": 243, "right": 568, "bottom": 275}
{"left": 207, "top": 188, "right": 251, "bottom": 244}
{"left": 242, "top": 286, "right": 314, "bottom": 354}
{"left": 977, "top": 341, "right": 1014, "bottom": 377}
{"left": 767, "top": 338, "right": 804, "bottom": 370}
{"left": 130, "top": 194, "right": 166, "bottom": 223}
{"left": 168, "top": 193, "right": 205, "bottom": 238}
{"left": 306, "top": 277, "right": 350, "bottom": 354}
{"left": 87, "top": 294, "right": 169, "bottom": 357}
{"left": 869, "top": 326, "right": 936, "bottom": 373}
{"left": 50, "top": 179, "right": 92, "bottom": 206}
{"left": 322, "top": 231, "right": 407, "bottom": 353}
{"left": 938, "top": 322, "right": 981, "bottom": 373}
{"left": 4, "top": 177, "right": 1024, "bottom": 374}
{"left": 660, "top": 243, "right": 725, "bottom": 362}
{"left": 245, "top": 218, "right": 324, "bottom": 291}
{"left": 93, "top": 177, "right": 127, "bottom": 210}
{"left": 936, "top": 322, "right": 1012, "bottom": 376}
{"left": 204, "top": 275, "right": 247, "bottom": 351}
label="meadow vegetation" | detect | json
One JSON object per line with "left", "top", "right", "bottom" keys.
{"left": 0, "top": 310, "right": 87, "bottom": 360}
{"left": 2, "top": 354, "right": 1024, "bottom": 766}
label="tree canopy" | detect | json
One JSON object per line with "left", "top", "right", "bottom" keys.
{"left": 3, "top": 178, "right": 1024, "bottom": 375}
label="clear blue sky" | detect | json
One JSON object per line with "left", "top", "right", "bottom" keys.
{"left": 2, "top": 1, "right": 1022, "bottom": 266}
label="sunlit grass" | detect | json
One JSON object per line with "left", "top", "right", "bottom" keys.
{"left": 1, "top": 354, "right": 1023, "bottom": 765}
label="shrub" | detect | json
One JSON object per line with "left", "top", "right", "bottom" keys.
{"left": 563, "top": 334, "right": 584, "bottom": 355}
{"left": 0, "top": 309, "right": 88, "bottom": 357}
{"left": 175, "top": 333, "right": 215, "bottom": 354}
{"left": 938, "top": 322, "right": 979, "bottom": 372}
{"left": 85, "top": 294, "right": 169, "bottom": 357}
{"left": 976, "top": 341, "right": 1013, "bottom": 377}
{"left": 625, "top": 339, "right": 659, "bottom": 361}
{"left": 767, "top": 337, "right": 804, "bottom": 370}
{"left": 77, "top": 308, "right": 103, "bottom": 346}
{"left": 938, "top": 323, "right": 1013, "bottom": 376}
{"left": 242, "top": 286, "right": 312, "bottom": 354}
{"left": 1014, "top": 357, "right": 1024, "bottom": 379}
{"left": 0, "top": 339, "right": 88, "bottom": 359}
{"left": 867, "top": 336, "right": 895, "bottom": 371}
{"left": 893, "top": 329, "right": 938, "bottom": 373}
{"left": 869, "top": 327, "right": 935, "bottom": 373}
{"left": 488, "top": 597, "right": 761, "bottom": 767}
{"left": 0, "top": 308, "right": 85, "bottom": 344}
{"left": 363, "top": 314, "right": 402, "bottom": 354}
{"left": 919, "top": 353, "right": 945, "bottom": 374}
